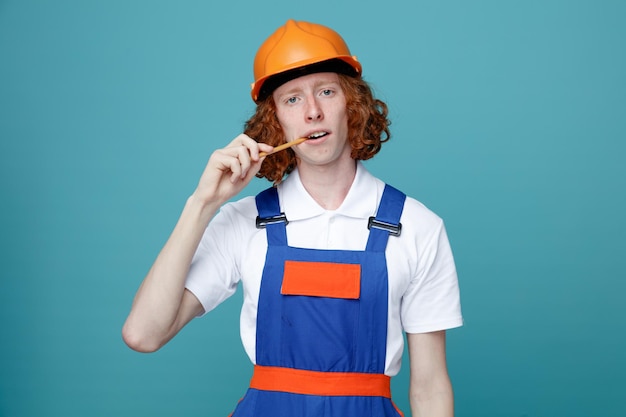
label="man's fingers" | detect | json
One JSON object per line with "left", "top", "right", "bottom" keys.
{"left": 225, "top": 134, "right": 273, "bottom": 162}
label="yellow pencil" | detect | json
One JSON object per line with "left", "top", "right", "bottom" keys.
{"left": 259, "top": 137, "right": 307, "bottom": 157}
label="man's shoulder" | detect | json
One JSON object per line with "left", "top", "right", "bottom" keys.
{"left": 376, "top": 182, "right": 445, "bottom": 231}
{"left": 219, "top": 195, "right": 259, "bottom": 221}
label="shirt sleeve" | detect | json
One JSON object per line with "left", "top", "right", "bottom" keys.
{"left": 185, "top": 204, "right": 242, "bottom": 316}
{"left": 401, "top": 218, "right": 463, "bottom": 334}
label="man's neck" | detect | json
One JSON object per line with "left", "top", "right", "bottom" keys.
{"left": 297, "top": 159, "right": 357, "bottom": 210}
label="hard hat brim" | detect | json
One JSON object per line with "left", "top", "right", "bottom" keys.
{"left": 252, "top": 56, "right": 361, "bottom": 102}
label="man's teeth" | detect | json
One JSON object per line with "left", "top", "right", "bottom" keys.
{"left": 308, "top": 132, "right": 327, "bottom": 139}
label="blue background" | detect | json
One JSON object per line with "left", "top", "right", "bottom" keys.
{"left": 1, "top": 1, "right": 625, "bottom": 416}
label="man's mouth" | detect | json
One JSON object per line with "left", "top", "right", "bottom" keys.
{"left": 307, "top": 131, "right": 329, "bottom": 139}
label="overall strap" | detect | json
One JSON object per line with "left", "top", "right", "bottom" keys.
{"left": 255, "top": 187, "right": 288, "bottom": 246}
{"left": 366, "top": 184, "right": 406, "bottom": 252}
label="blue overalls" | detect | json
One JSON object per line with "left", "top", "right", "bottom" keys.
{"left": 230, "top": 184, "right": 406, "bottom": 417}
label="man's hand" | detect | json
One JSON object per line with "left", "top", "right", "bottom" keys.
{"left": 194, "top": 134, "right": 274, "bottom": 206}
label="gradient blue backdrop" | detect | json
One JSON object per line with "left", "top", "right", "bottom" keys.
{"left": 1, "top": 1, "right": 624, "bottom": 416}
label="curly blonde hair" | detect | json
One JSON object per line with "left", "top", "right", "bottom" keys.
{"left": 244, "top": 74, "right": 390, "bottom": 185}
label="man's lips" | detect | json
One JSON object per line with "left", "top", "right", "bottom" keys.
{"left": 305, "top": 131, "right": 330, "bottom": 140}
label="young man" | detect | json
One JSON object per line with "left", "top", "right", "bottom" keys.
{"left": 123, "top": 20, "right": 463, "bottom": 417}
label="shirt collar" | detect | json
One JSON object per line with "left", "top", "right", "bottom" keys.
{"left": 278, "top": 162, "right": 381, "bottom": 221}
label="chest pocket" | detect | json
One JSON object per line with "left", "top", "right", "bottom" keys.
{"left": 281, "top": 260, "right": 361, "bottom": 299}
{"left": 278, "top": 259, "right": 362, "bottom": 371}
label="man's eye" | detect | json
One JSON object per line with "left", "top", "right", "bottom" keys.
{"left": 287, "top": 97, "right": 298, "bottom": 104}
{"left": 322, "top": 89, "right": 333, "bottom": 96}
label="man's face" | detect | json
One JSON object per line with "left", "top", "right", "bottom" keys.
{"left": 272, "top": 72, "right": 351, "bottom": 168}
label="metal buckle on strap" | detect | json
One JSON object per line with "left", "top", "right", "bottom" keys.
{"left": 367, "top": 216, "right": 402, "bottom": 237}
{"left": 256, "top": 213, "right": 289, "bottom": 229}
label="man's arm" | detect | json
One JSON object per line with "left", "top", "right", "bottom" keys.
{"left": 121, "top": 134, "right": 273, "bottom": 353}
{"left": 407, "top": 330, "right": 454, "bottom": 417}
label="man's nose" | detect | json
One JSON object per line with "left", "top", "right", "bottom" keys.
{"left": 306, "top": 99, "right": 323, "bottom": 121}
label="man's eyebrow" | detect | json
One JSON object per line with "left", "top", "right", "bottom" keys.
{"left": 277, "top": 86, "right": 302, "bottom": 97}
{"left": 314, "top": 78, "right": 341, "bottom": 88}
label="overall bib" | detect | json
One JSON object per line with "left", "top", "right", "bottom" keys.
{"left": 230, "top": 184, "right": 406, "bottom": 417}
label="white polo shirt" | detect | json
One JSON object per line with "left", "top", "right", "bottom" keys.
{"left": 185, "top": 162, "right": 463, "bottom": 376}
